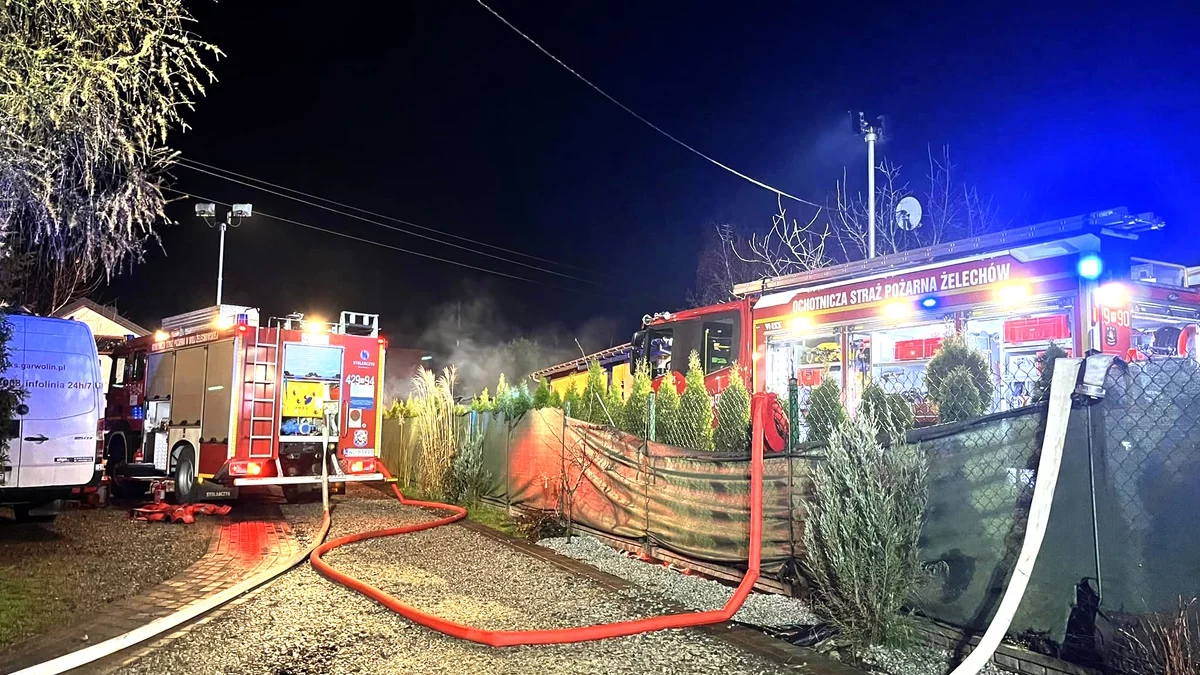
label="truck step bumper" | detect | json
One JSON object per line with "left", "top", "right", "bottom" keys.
{"left": 232, "top": 473, "right": 384, "bottom": 487}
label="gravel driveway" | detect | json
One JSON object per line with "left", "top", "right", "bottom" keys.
{"left": 114, "top": 493, "right": 794, "bottom": 675}
{"left": 0, "top": 504, "right": 217, "bottom": 650}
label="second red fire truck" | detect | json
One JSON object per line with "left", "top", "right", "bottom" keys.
{"left": 629, "top": 207, "right": 1200, "bottom": 430}
{"left": 104, "top": 306, "right": 386, "bottom": 502}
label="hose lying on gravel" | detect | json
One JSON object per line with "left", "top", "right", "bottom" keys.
{"left": 10, "top": 510, "right": 334, "bottom": 675}
{"left": 308, "top": 395, "right": 771, "bottom": 647}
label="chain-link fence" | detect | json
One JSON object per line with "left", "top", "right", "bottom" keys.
{"left": 1090, "top": 358, "right": 1200, "bottom": 660}
{"left": 783, "top": 351, "right": 1053, "bottom": 447}
{"left": 378, "top": 354, "right": 1200, "bottom": 671}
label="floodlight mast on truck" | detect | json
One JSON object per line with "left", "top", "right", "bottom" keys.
{"left": 103, "top": 305, "right": 387, "bottom": 503}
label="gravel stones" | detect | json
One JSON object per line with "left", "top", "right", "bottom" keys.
{"left": 860, "top": 645, "right": 1006, "bottom": 675}
{"left": 539, "top": 535, "right": 819, "bottom": 628}
{"left": 113, "top": 493, "right": 794, "bottom": 675}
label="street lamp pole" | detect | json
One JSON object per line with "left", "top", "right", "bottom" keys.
{"left": 865, "top": 128, "right": 877, "bottom": 259}
{"left": 195, "top": 202, "right": 252, "bottom": 306}
{"left": 850, "top": 112, "right": 888, "bottom": 259}
{"left": 215, "top": 218, "right": 227, "bottom": 305}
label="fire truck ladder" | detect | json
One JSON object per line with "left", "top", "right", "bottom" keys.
{"left": 248, "top": 326, "right": 282, "bottom": 459}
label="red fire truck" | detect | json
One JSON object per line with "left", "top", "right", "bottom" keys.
{"left": 104, "top": 306, "right": 386, "bottom": 502}
{"left": 632, "top": 207, "right": 1200, "bottom": 432}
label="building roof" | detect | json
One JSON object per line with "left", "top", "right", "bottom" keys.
{"left": 530, "top": 342, "right": 632, "bottom": 381}
{"left": 53, "top": 298, "right": 151, "bottom": 337}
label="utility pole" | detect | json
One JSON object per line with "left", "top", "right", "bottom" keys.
{"left": 850, "top": 112, "right": 888, "bottom": 259}
{"left": 195, "top": 202, "right": 253, "bottom": 305}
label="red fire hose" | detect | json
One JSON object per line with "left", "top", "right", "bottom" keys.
{"left": 309, "top": 395, "right": 768, "bottom": 646}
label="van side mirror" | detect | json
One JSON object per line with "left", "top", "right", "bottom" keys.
{"left": 15, "top": 404, "right": 29, "bottom": 416}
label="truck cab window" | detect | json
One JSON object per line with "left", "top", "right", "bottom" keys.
{"left": 649, "top": 329, "right": 673, "bottom": 379}
{"left": 111, "top": 356, "right": 127, "bottom": 388}
{"left": 130, "top": 352, "right": 146, "bottom": 381}
{"left": 703, "top": 321, "right": 734, "bottom": 374}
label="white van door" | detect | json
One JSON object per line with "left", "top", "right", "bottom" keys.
{"left": 1, "top": 315, "right": 26, "bottom": 487}
{"left": 15, "top": 316, "right": 101, "bottom": 489}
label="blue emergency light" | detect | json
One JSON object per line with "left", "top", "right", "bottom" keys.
{"left": 920, "top": 297, "right": 939, "bottom": 309}
{"left": 1078, "top": 255, "right": 1103, "bottom": 280}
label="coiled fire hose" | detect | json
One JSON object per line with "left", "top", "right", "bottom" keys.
{"left": 308, "top": 394, "right": 769, "bottom": 646}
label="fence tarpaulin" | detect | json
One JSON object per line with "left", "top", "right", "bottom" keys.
{"left": 1093, "top": 359, "right": 1200, "bottom": 616}
{"left": 559, "top": 420, "right": 648, "bottom": 541}
{"left": 378, "top": 355, "right": 1200, "bottom": 657}
{"left": 643, "top": 442, "right": 800, "bottom": 575}
{"left": 473, "top": 411, "right": 508, "bottom": 502}
{"left": 915, "top": 408, "right": 1046, "bottom": 633}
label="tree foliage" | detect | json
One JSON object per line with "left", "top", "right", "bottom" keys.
{"left": 688, "top": 223, "right": 770, "bottom": 307}
{"left": 714, "top": 364, "right": 751, "bottom": 452}
{"left": 580, "top": 360, "right": 611, "bottom": 425}
{"left": 926, "top": 333, "right": 993, "bottom": 422}
{"left": 509, "top": 381, "right": 533, "bottom": 419}
{"left": 805, "top": 378, "right": 846, "bottom": 445}
{"left": 493, "top": 373, "right": 510, "bottom": 416}
{"left": 1033, "top": 342, "right": 1069, "bottom": 402}
{"left": 803, "top": 413, "right": 932, "bottom": 646}
{"left": 621, "top": 362, "right": 653, "bottom": 437}
{"left": 675, "top": 351, "right": 714, "bottom": 450}
{"left": 936, "top": 367, "right": 984, "bottom": 423}
{"left": 654, "top": 373, "right": 682, "bottom": 445}
{"left": 859, "top": 381, "right": 914, "bottom": 440}
{"left": 469, "top": 387, "right": 493, "bottom": 413}
{"left": 561, "top": 385, "right": 581, "bottom": 419}
{"left": 0, "top": 0, "right": 222, "bottom": 273}
{"left": 532, "top": 377, "right": 552, "bottom": 409}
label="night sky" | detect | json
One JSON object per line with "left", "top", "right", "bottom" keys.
{"left": 106, "top": 0, "right": 1200, "bottom": 353}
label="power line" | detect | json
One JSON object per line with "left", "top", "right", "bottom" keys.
{"left": 176, "top": 159, "right": 607, "bottom": 285}
{"left": 178, "top": 157, "right": 607, "bottom": 278}
{"left": 472, "top": 0, "right": 827, "bottom": 210}
{"left": 162, "top": 187, "right": 615, "bottom": 294}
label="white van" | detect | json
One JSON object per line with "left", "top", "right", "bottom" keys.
{"left": 0, "top": 313, "right": 104, "bottom": 520}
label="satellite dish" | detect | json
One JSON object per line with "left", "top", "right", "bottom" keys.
{"left": 896, "top": 196, "right": 922, "bottom": 231}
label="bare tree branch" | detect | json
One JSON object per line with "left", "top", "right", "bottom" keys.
{"left": 689, "top": 145, "right": 1004, "bottom": 296}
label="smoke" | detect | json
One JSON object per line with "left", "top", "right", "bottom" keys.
{"left": 386, "top": 292, "right": 623, "bottom": 402}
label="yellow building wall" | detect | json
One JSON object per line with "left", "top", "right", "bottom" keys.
{"left": 550, "top": 371, "right": 586, "bottom": 398}
{"left": 611, "top": 362, "right": 633, "bottom": 402}
{"left": 549, "top": 363, "right": 632, "bottom": 402}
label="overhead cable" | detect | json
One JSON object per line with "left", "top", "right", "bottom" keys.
{"left": 176, "top": 161, "right": 602, "bottom": 286}
{"left": 472, "top": 0, "right": 825, "bottom": 209}
{"left": 164, "top": 187, "right": 567, "bottom": 287}
{"left": 177, "top": 158, "right": 610, "bottom": 278}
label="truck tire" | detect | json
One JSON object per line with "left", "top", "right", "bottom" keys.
{"left": 173, "top": 446, "right": 198, "bottom": 504}
{"left": 106, "top": 434, "right": 149, "bottom": 500}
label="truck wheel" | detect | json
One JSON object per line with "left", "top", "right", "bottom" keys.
{"left": 106, "top": 434, "right": 150, "bottom": 500}
{"left": 173, "top": 446, "right": 198, "bottom": 504}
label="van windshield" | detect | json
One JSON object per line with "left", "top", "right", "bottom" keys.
{"left": 20, "top": 350, "right": 98, "bottom": 420}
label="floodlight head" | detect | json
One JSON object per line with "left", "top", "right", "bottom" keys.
{"left": 231, "top": 203, "right": 253, "bottom": 218}
{"left": 849, "top": 111, "right": 866, "bottom": 135}
{"left": 195, "top": 202, "right": 216, "bottom": 218}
